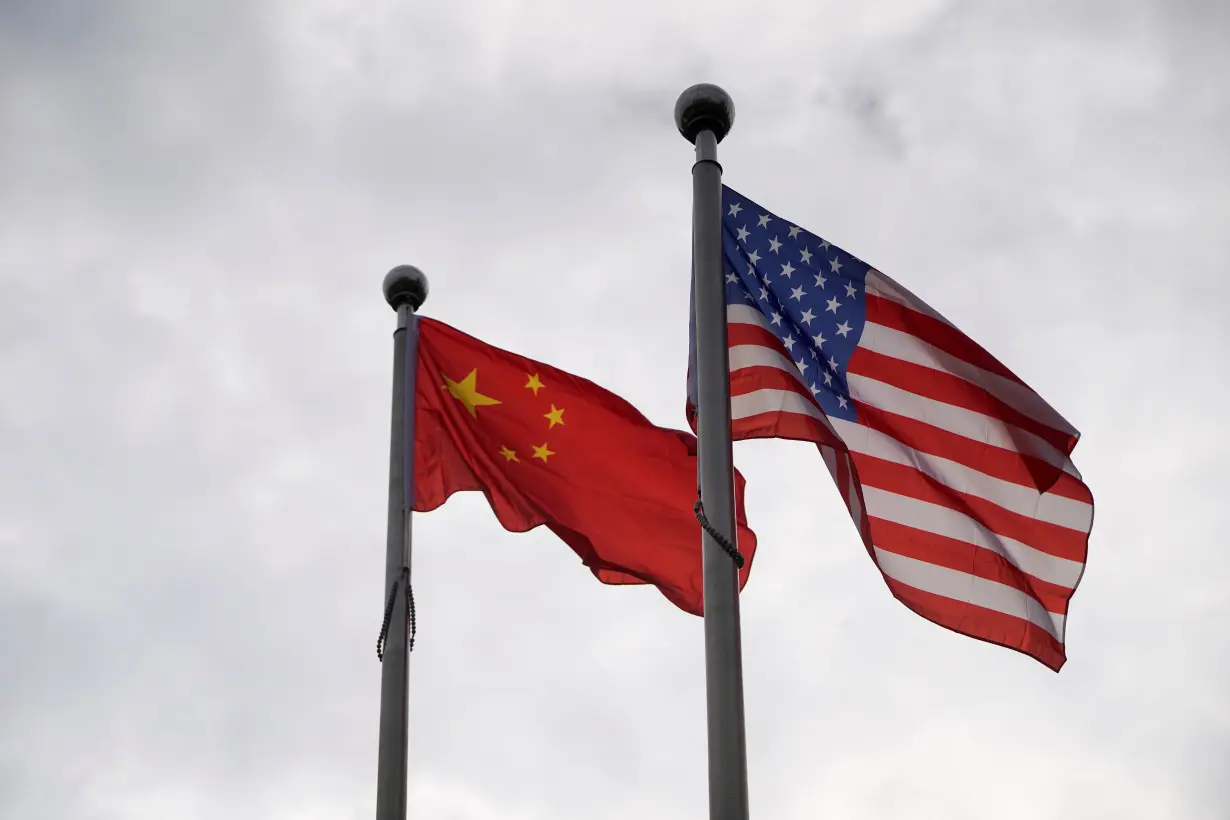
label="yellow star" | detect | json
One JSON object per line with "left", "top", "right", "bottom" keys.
{"left": 442, "top": 369, "right": 501, "bottom": 418}
{"left": 543, "top": 404, "right": 565, "bottom": 429}
{"left": 525, "top": 373, "right": 544, "bottom": 396}
{"left": 531, "top": 442, "right": 555, "bottom": 463}
{"left": 498, "top": 445, "right": 519, "bottom": 462}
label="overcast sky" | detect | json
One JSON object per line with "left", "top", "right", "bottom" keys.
{"left": 2, "top": 1, "right": 1228, "bottom": 818}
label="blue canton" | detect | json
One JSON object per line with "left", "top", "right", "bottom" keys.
{"left": 721, "top": 186, "right": 868, "bottom": 422}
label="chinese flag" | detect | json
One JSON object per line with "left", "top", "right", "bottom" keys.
{"left": 412, "top": 318, "right": 756, "bottom": 614}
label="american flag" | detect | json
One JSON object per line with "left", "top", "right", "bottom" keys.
{"left": 687, "top": 185, "right": 1094, "bottom": 671}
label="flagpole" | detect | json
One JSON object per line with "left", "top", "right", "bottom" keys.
{"left": 676, "top": 85, "right": 750, "bottom": 820}
{"left": 376, "top": 265, "right": 429, "bottom": 820}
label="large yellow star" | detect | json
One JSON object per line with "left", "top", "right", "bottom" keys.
{"left": 543, "top": 404, "right": 565, "bottom": 429}
{"left": 442, "top": 369, "right": 501, "bottom": 418}
{"left": 525, "top": 373, "right": 544, "bottom": 396}
{"left": 531, "top": 442, "right": 555, "bottom": 463}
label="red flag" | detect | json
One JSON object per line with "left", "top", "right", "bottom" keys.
{"left": 412, "top": 318, "right": 756, "bottom": 614}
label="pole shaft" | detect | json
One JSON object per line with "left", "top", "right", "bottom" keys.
{"left": 691, "top": 129, "right": 751, "bottom": 820}
{"left": 375, "top": 305, "right": 418, "bottom": 820}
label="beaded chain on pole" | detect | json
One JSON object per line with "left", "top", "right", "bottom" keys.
{"left": 376, "top": 565, "right": 416, "bottom": 662}
{"left": 692, "top": 410, "right": 744, "bottom": 569}
{"left": 694, "top": 497, "right": 744, "bottom": 569}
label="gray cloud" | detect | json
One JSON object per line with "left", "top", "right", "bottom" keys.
{"left": 2, "top": 0, "right": 1227, "bottom": 818}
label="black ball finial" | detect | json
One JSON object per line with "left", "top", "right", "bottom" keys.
{"left": 382, "top": 265, "right": 429, "bottom": 312}
{"left": 674, "top": 84, "right": 735, "bottom": 144}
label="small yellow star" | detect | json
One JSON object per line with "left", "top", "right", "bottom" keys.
{"left": 543, "top": 404, "right": 565, "bottom": 429}
{"left": 531, "top": 442, "right": 555, "bottom": 463}
{"left": 442, "top": 369, "right": 501, "bottom": 418}
{"left": 525, "top": 373, "right": 544, "bottom": 396}
{"left": 498, "top": 445, "right": 519, "bottom": 462}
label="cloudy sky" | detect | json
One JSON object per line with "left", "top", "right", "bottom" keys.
{"left": 3, "top": 1, "right": 1228, "bottom": 818}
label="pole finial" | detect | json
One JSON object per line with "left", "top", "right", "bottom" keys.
{"left": 383, "top": 265, "right": 429, "bottom": 312}
{"left": 674, "top": 84, "right": 735, "bottom": 145}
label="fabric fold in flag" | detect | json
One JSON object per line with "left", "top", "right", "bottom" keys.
{"left": 687, "top": 186, "right": 1094, "bottom": 670}
{"left": 414, "top": 318, "right": 757, "bottom": 615}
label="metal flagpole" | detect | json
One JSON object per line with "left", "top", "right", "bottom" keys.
{"left": 375, "top": 265, "right": 429, "bottom": 820}
{"left": 675, "top": 85, "right": 751, "bottom": 820}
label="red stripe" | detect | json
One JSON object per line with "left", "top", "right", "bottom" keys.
{"left": 853, "top": 402, "right": 1092, "bottom": 503}
{"left": 867, "top": 518, "right": 1074, "bottom": 614}
{"left": 728, "top": 321, "right": 787, "bottom": 350}
{"left": 849, "top": 348, "right": 1078, "bottom": 455}
{"left": 730, "top": 365, "right": 815, "bottom": 401}
{"left": 727, "top": 327, "right": 815, "bottom": 375}
{"left": 730, "top": 410, "right": 842, "bottom": 449}
{"left": 866, "top": 294, "right": 1027, "bottom": 386}
{"left": 879, "top": 576, "right": 1067, "bottom": 671}
{"left": 851, "top": 454, "right": 1090, "bottom": 560}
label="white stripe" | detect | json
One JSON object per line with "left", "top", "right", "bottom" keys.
{"left": 727, "top": 306, "right": 823, "bottom": 390}
{"left": 829, "top": 417, "right": 1092, "bottom": 532}
{"left": 729, "top": 388, "right": 846, "bottom": 449}
{"left": 729, "top": 344, "right": 801, "bottom": 379}
{"left": 843, "top": 452, "right": 863, "bottom": 526}
{"left": 861, "top": 487, "right": 1083, "bottom": 588}
{"left": 728, "top": 344, "right": 814, "bottom": 392}
{"left": 864, "top": 269, "right": 954, "bottom": 327}
{"left": 728, "top": 303, "right": 774, "bottom": 329}
{"left": 820, "top": 444, "right": 838, "bottom": 478}
{"left": 873, "top": 547, "right": 1065, "bottom": 640}
{"left": 730, "top": 388, "right": 824, "bottom": 423}
{"left": 847, "top": 373, "right": 1081, "bottom": 478}
{"left": 858, "top": 322, "right": 1079, "bottom": 438}
{"left": 820, "top": 445, "right": 861, "bottom": 521}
